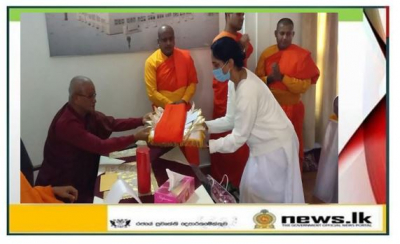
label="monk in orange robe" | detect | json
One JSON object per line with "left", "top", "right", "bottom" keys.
{"left": 210, "top": 13, "right": 253, "bottom": 187}
{"left": 144, "top": 25, "right": 199, "bottom": 165}
{"left": 255, "top": 18, "right": 320, "bottom": 172}
{"left": 21, "top": 172, "right": 78, "bottom": 203}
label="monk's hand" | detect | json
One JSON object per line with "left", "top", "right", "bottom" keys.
{"left": 134, "top": 127, "right": 151, "bottom": 142}
{"left": 239, "top": 34, "right": 250, "bottom": 49}
{"left": 239, "top": 34, "right": 250, "bottom": 50}
{"left": 266, "top": 76, "right": 275, "bottom": 85}
{"left": 142, "top": 112, "right": 154, "bottom": 124}
{"left": 272, "top": 63, "right": 283, "bottom": 81}
{"left": 53, "top": 186, "right": 78, "bottom": 203}
{"left": 172, "top": 100, "right": 187, "bottom": 105}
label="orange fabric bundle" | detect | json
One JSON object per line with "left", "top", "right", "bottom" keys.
{"left": 154, "top": 104, "right": 187, "bottom": 143}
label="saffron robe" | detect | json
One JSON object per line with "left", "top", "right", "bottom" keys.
{"left": 21, "top": 172, "right": 62, "bottom": 203}
{"left": 255, "top": 44, "right": 320, "bottom": 170}
{"left": 144, "top": 48, "right": 199, "bottom": 165}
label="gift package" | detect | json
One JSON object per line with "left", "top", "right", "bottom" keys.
{"left": 144, "top": 103, "right": 206, "bottom": 147}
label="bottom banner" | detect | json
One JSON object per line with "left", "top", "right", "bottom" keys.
{"left": 107, "top": 205, "right": 386, "bottom": 234}
{"left": 9, "top": 204, "right": 386, "bottom": 234}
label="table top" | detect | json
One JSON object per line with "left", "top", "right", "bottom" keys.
{"left": 93, "top": 146, "right": 214, "bottom": 204}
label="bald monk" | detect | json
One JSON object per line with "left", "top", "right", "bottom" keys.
{"left": 21, "top": 172, "right": 78, "bottom": 203}
{"left": 144, "top": 25, "right": 198, "bottom": 109}
{"left": 255, "top": 18, "right": 320, "bottom": 172}
{"left": 144, "top": 25, "right": 199, "bottom": 165}
{"left": 36, "top": 76, "right": 151, "bottom": 203}
{"left": 210, "top": 13, "right": 253, "bottom": 187}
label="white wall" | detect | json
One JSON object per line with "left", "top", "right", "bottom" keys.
{"left": 21, "top": 13, "right": 302, "bottom": 167}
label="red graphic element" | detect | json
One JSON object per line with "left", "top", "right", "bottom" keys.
{"left": 386, "top": 6, "right": 389, "bottom": 38}
{"left": 363, "top": 98, "right": 386, "bottom": 204}
{"left": 339, "top": 97, "right": 386, "bottom": 204}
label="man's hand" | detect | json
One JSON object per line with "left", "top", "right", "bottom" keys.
{"left": 202, "top": 122, "right": 208, "bottom": 131}
{"left": 239, "top": 34, "right": 250, "bottom": 50}
{"left": 142, "top": 112, "right": 154, "bottom": 124}
{"left": 172, "top": 100, "right": 187, "bottom": 105}
{"left": 52, "top": 186, "right": 78, "bottom": 203}
{"left": 134, "top": 127, "right": 151, "bottom": 141}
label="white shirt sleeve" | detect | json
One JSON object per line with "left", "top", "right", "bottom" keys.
{"left": 209, "top": 85, "right": 258, "bottom": 154}
{"left": 205, "top": 81, "right": 235, "bottom": 133}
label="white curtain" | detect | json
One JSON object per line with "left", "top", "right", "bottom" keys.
{"left": 301, "top": 13, "right": 338, "bottom": 149}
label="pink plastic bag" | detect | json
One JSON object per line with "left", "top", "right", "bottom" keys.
{"left": 207, "top": 174, "right": 237, "bottom": 203}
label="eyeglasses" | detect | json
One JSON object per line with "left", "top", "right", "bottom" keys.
{"left": 77, "top": 93, "right": 97, "bottom": 99}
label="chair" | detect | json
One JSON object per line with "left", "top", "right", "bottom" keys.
{"left": 20, "top": 139, "right": 41, "bottom": 186}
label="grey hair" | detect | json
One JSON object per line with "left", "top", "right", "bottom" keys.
{"left": 68, "top": 75, "right": 92, "bottom": 100}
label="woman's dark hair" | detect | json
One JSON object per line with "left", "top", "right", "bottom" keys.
{"left": 211, "top": 36, "right": 246, "bottom": 68}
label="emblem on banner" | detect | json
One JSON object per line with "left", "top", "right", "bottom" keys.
{"left": 253, "top": 209, "right": 276, "bottom": 229}
{"left": 110, "top": 219, "right": 131, "bottom": 228}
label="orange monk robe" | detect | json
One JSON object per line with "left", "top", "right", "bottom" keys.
{"left": 210, "top": 31, "right": 253, "bottom": 187}
{"left": 145, "top": 48, "right": 197, "bottom": 109}
{"left": 144, "top": 48, "right": 199, "bottom": 165}
{"left": 255, "top": 44, "right": 320, "bottom": 171}
{"left": 20, "top": 172, "right": 62, "bottom": 203}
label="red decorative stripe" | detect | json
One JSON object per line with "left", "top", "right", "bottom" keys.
{"left": 386, "top": 6, "right": 389, "bottom": 38}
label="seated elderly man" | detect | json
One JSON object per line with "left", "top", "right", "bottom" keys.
{"left": 36, "top": 76, "right": 150, "bottom": 203}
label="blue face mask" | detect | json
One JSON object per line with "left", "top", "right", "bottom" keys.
{"left": 213, "top": 62, "right": 230, "bottom": 82}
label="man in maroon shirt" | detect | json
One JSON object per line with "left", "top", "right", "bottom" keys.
{"left": 36, "top": 76, "right": 150, "bottom": 203}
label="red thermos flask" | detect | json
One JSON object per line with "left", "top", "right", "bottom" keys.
{"left": 136, "top": 146, "right": 151, "bottom": 194}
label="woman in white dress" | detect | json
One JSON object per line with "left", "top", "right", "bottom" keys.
{"left": 206, "top": 37, "right": 304, "bottom": 203}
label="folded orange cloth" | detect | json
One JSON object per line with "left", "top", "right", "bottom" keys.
{"left": 154, "top": 104, "right": 187, "bottom": 143}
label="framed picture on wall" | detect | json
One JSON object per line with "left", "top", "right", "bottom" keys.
{"left": 45, "top": 12, "right": 219, "bottom": 56}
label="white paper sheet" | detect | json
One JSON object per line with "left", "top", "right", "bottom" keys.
{"left": 159, "top": 146, "right": 189, "bottom": 165}
{"left": 104, "top": 179, "right": 142, "bottom": 204}
{"left": 109, "top": 147, "right": 137, "bottom": 158}
{"left": 93, "top": 196, "right": 104, "bottom": 204}
{"left": 186, "top": 186, "right": 214, "bottom": 204}
{"left": 99, "top": 156, "right": 125, "bottom": 165}
{"left": 185, "top": 110, "right": 200, "bottom": 125}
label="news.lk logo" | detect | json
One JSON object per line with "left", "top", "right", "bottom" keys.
{"left": 281, "top": 212, "right": 372, "bottom": 228}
